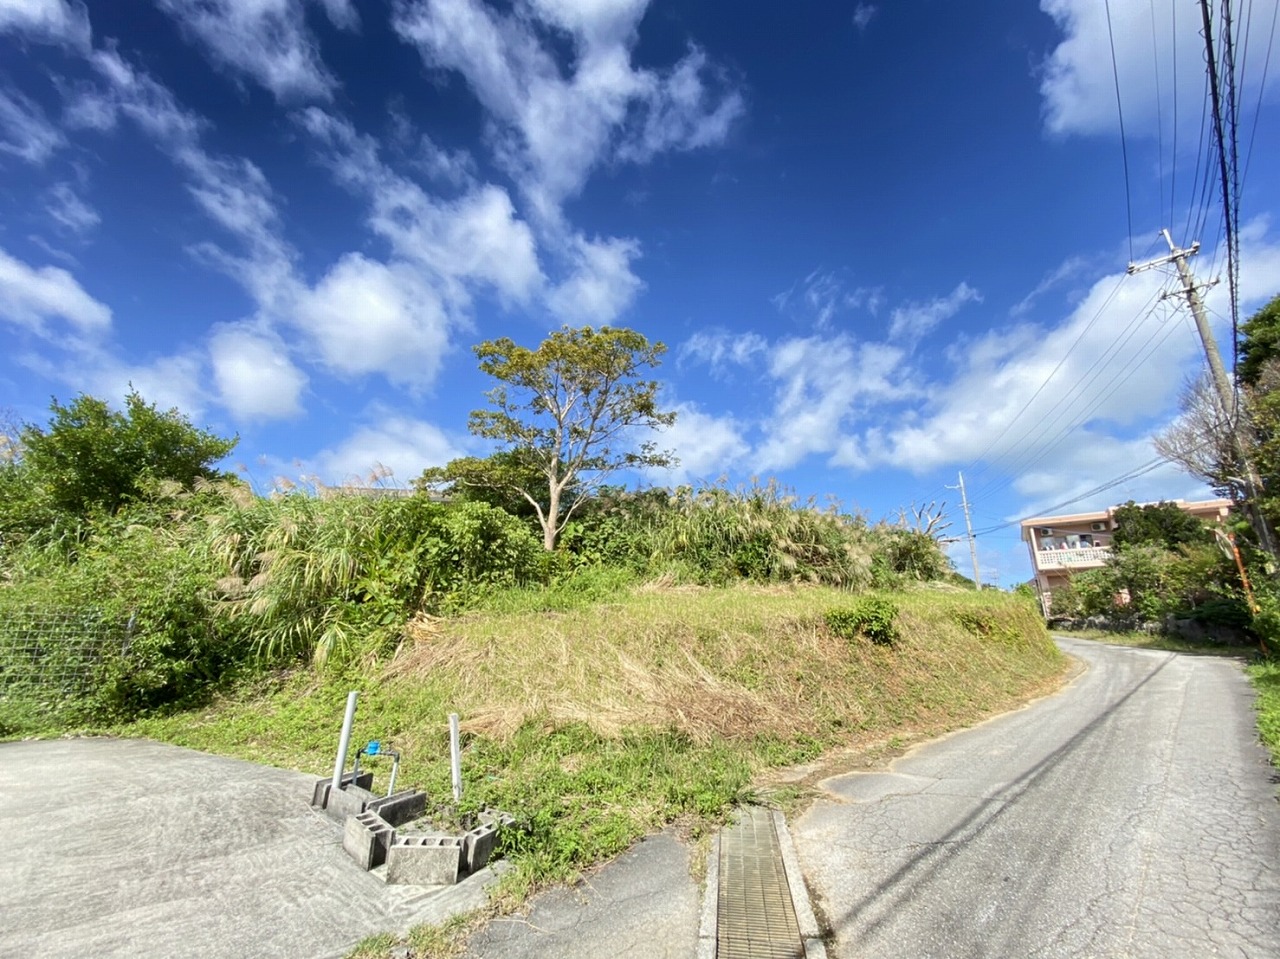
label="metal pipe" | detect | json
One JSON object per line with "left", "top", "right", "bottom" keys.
{"left": 449, "top": 712, "right": 462, "bottom": 803}
{"left": 331, "top": 691, "right": 359, "bottom": 792}
{"left": 387, "top": 754, "right": 400, "bottom": 797}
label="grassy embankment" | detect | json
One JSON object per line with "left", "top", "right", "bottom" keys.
{"left": 127, "top": 586, "right": 1061, "bottom": 886}
{"left": 1247, "top": 660, "right": 1280, "bottom": 765}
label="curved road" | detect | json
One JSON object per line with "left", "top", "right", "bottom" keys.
{"left": 793, "top": 637, "right": 1280, "bottom": 958}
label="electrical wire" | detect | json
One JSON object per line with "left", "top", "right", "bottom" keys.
{"left": 971, "top": 454, "right": 1182, "bottom": 538}
{"left": 1105, "top": 0, "right": 1136, "bottom": 259}
{"left": 967, "top": 287, "right": 1169, "bottom": 504}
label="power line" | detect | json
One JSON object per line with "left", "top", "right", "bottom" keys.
{"left": 971, "top": 455, "right": 1179, "bottom": 538}
{"left": 1105, "top": 0, "right": 1136, "bottom": 259}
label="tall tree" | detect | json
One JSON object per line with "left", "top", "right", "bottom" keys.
{"left": 21, "top": 390, "right": 237, "bottom": 517}
{"left": 1110, "top": 501, "right": 1209, "bottom": 551}
{"left": 465, "top": 325, "right": 676, "bottom": 550}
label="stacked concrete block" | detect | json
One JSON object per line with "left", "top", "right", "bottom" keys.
{"left": 366, "top": 790, "right": 426, "bottom": 828}
{"left": 322, "top": 783, "right": 379, "bottom": 822}
{"left": 386, "top": 835, "right": 464, "bottom": 886}
{"left": 310, "top": 771, "right": 373, "bottom": 808}
{"left": 462, "top": 821, "right": 497, "bottom": 874}
{"left": 343, "top": 812, "right": 396, "bottom": 870}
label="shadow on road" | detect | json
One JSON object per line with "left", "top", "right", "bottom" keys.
{"left": 823, "top": 651, "right": 1175, "bottom": 944}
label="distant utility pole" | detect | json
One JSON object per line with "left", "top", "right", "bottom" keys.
{"left": 948, "top": 471, "right": 982, "bottom": 589}
{"left": 1128, "top": 230, "right": 1280, "bottom": 563}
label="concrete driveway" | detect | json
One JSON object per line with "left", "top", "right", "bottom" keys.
{"left": 0, "top": 738, "right": 490, "bottom": 959}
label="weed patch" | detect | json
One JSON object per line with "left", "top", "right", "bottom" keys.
{"left": 825, "top": 596, "right": 899, "bottom": 645}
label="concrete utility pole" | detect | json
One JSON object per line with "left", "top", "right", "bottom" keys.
{"left": 1128, "top": 230, "right": 1280, "bottom": 563}
{"left": 948, "top": 471, "right": 982, "bottom": 589}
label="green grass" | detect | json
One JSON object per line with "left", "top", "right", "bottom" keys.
{"left": 1247, "top": 660, "right": 1280, "bottom": 766}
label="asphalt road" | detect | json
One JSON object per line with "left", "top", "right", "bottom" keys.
{"left": 793, "top": 637, "right": 1280, "bottom": 958}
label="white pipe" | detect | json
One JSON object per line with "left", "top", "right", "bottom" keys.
{"left": 449, "top": 712, "right": 462, "bottom": 802}
{"left": 331, "top": 691, "right": 359, "bottom": 792}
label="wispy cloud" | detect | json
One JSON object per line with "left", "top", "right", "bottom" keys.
{"left": 0, "top": 87, "right": 64, "bottom": 163}
{"left": 44, "top": 182, "right": 99, "bottom": 234}
{"left": 0, "top": 0, "right": 91, "bottom": 50}
{"left": 888, "top": 281, "right": 981, "bottom": 341}
{"left": 155, "top": 0, "right": 357, "bottom": 102}
{"left": 393, "top": 0, "right": 742, "bottom": 218}
{"left": 852, "top": 4, "right": 878, "bottom": 32}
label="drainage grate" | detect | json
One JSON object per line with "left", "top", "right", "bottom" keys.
{"left": 716, "top": 807, "right": 804, "bottom": 959}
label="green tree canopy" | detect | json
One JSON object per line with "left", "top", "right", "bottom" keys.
{"left": 1110, "top": 500, "right": 1208, "bottom": 551}
{"left": 20, "top": 390, "right": 237, "bottom": 517}
{"left": 464, "top": 325, "right": 676, "bottom": 550}
{"left": 1237, "top": 293, "right": 1280, "bottom": 386}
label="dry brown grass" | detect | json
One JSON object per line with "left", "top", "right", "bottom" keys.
{"left": 387, "top": 584, "right": 1062, "bottom": 748}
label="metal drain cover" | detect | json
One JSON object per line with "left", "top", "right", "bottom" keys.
{"left": 716, "top": 807, "right": 804, "bottom": 959}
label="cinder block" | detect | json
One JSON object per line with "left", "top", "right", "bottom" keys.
{"left": 311, "top": 771, "right": 374, "bottom": 808}
{"left": 480, "top": 809, "right": 517, "bottom": 829}
{"left": 323, "top": 783, "right": 378, "bottom": 822}
{"left": 343, "top": 812, "right": 396, "bottom": 870}
{"left": 366, "top": 789, "right": 426, "bottom": 828}
{"left": 462, "top": 821, "right": 497, "bottom": 875}
{"left": 386, "top": 835, "right": 463, "bottom": 886}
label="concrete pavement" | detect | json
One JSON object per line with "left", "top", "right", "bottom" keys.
{"left": 0, "top": 738, "right": 499, "bottom": 959}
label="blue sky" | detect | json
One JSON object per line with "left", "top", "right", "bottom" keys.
{"left": 1, "top": 0, "right": 1279, "bottom": 585}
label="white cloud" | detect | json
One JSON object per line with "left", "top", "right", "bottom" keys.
{"left": 1039, "top": 0, "right": 1277, "bottom": 138}
{"left": 300, "top": 108, "right": 544, "bottom": 305}
{"left": 155, "top": 0, "right": 357, "bottom": 101}
{"left": 45, "top": 182, "right": 99, "bottom": 234}
{"left": 209, "top": 325, "right": 307, "bottom": 419}
{"left": 888, "top": 281, "right": 981, "bottom": 341}
{"left": 393, "top": 0, "right": 743, "bottom": 215}
{"left": 82, "top": 351, "right": 210, "bottom": 420}
{"left": 616, "top": 46, "right": 745, "bottom": 164}
{"left": 545, "top": 234, "right": 642, "bottom": 323}
{"left": 311, "top": 414, "right": 464, "bottom": 486}
{"left": 0, "top": 87, "right": 64, "bottom": 163}
{"left": 852, "top": 4, "right": 877, "bottom": 32}
{"left": 679, "top": 328, "right": 768, "bottom": 374}
{"left": 756, "top": 334, "right": 911, "bottom": 470}
{"left": 0, "top": 0, "right": 90, "bottom": 49}
{"left": 293, "top": 254, "right": 453, "bottom": 387}
{"left": 772, "top": 269, "right": 883, "bottom": 328}
{"left": 0, "top": 247, "right": 110, "bottom": 335}
{"left": 651, "top": 402, "right": 750, "bottom": 482}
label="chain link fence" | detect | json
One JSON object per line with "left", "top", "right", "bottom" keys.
{"left": 0, "top": 606, "right": 125, "bottom": 722}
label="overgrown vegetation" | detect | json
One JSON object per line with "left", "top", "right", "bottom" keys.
{"left": 0, "top": 383, "right": 1065, "bottom": 953}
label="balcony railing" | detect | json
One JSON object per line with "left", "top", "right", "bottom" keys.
{"left": 1034, "top": 546, "right": 1112, "bottom": 570}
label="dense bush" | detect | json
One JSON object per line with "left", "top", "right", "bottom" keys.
{"left": 825, "top": 597, "right": 900, "bottom": 645}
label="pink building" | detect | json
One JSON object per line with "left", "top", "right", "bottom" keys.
{"left": 1020, "top": 498, "right": 1232, "bottom": 616}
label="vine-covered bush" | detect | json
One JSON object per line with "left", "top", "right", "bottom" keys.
{"left": 825, "top": 597, "right": 900, "bottom": 645}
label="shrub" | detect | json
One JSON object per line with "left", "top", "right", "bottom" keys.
{"left": 954, "top": 605, "right": 1024, "bottom": 645}
{"left": 825, "top": 597, "right": 899, "bottom": 645}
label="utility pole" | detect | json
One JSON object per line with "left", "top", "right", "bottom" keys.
{"left": 947, "top": 471, "right": 982, "bottom": 589}
{"left": 1128, "top": 230, "right": 1280, "bottom": 563}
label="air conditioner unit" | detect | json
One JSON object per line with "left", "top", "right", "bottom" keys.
{"left": 1091, "top": 522, "right": 1108, "bottom": 532}
{"left": 1038, "top": 528, "right": 1053, "bottom": 536}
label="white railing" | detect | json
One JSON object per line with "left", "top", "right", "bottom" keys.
{"left": 1035, "top": 546, "right": 1111, "bottom": 570}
